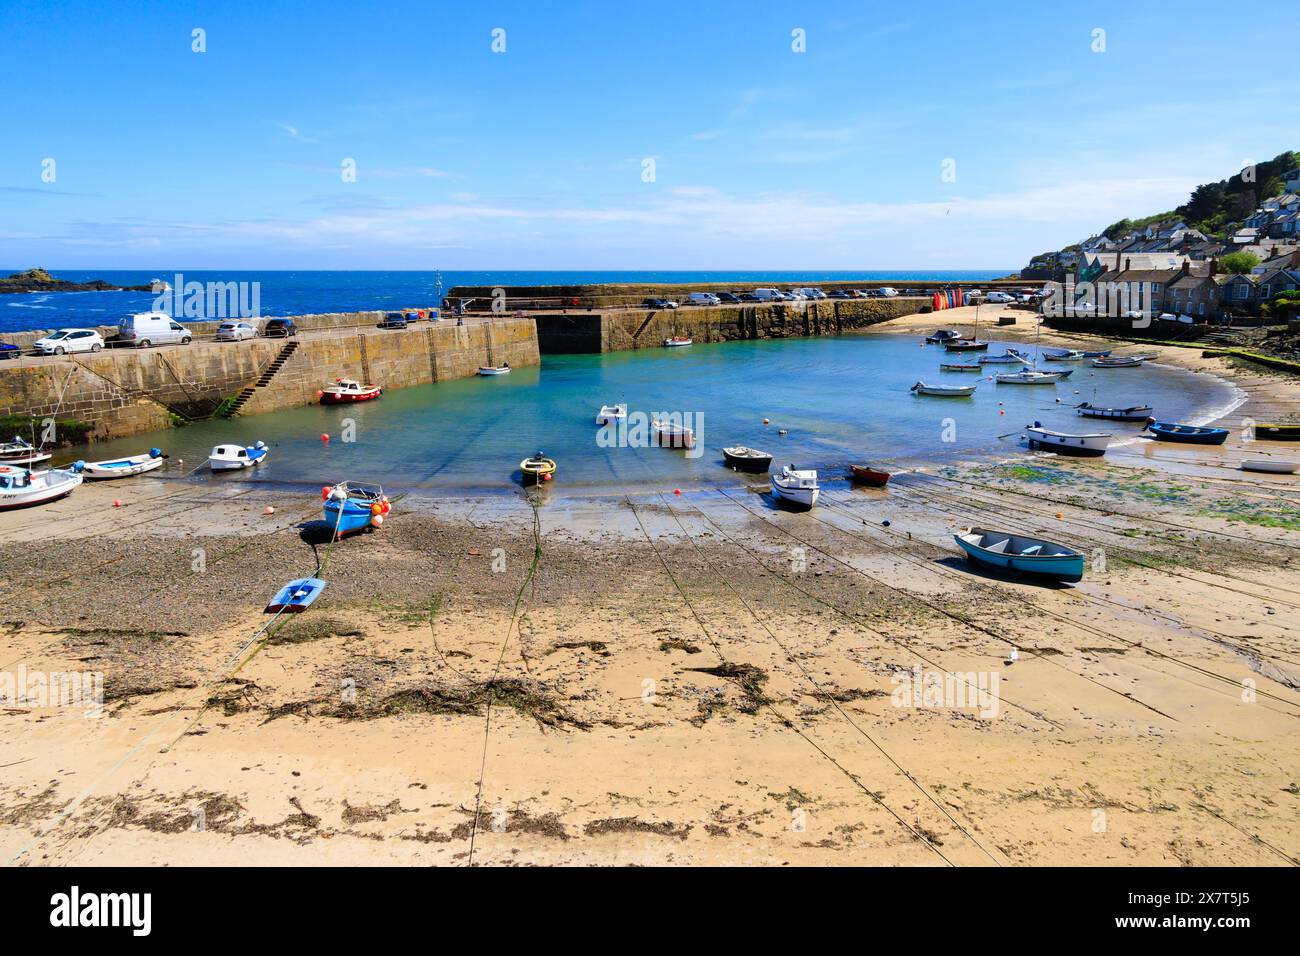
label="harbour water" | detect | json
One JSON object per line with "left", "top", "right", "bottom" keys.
{"left": 60, "top": 333, "right": 1239, "bottom": 495}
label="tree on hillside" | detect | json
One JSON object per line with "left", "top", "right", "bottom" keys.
{"left": 1102, "top": 219, "right": 1133, "bottom": 240}
{"left": 1219, "top": 252, "right": 1259, "bottom": 275}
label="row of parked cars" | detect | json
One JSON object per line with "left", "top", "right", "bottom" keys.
{"left": 642, "top": 287, "right": 901, "bottom": 309}
{"left": 0, "top": 314, "right": 301, "bottom": 357}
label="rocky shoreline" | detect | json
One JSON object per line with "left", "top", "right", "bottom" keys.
{"left": 0, "top": 267, "right": 153, "bottom": 295}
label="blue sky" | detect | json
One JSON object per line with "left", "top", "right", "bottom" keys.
{"left": 1, "top": 0, "right": 1296, "bottom": 270}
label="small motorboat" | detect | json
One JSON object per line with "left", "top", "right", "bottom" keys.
{"left": 925, "top": 329, "right": 961, "bottom": 344}
{"left": 940, "top": 362, "right": 982, "bottom": 372}
{"left": 1026, "top": 423, "right": 1111, "bottom": 457}
{"left": 652, "top": 417, "right": 696, "bottom": 449}
{"left": 520, "top": 451, "right": 557, "bottom": 484}
{"left": 320, "top": 378, "right": 382, "bottom": 404}
{"left": 911, "top": 381, "right": 977, "bottom": 397}
{"left": 943, "top": 339, "right": 989, "bottom": 352}
{"left": 954, "top": 528, "right": 1084, "bottom": 583}
{"left": 1241, "top": 459, "right": 1298, "bottom": 474}
{"left": 323, "top": 481, "right": 390, "bottom": 538}
{"left": 979, "top": 352, "right": 1030, "bottom": 365}
{"left": 663, "top": 336, "right": 693, "bottom": 348}
{"left": 1042, "top": 349, "right": 1085, "bottom": 361}
{"left": 477, "top": 363, "right": 511, "bottom": 375}
{"left": 722, "top": 446, "right": 773, "bottom": 473}
{"left": 1092, "top": 356, "right": 1143, "bottom": 368}
{"left": 596, "top": 403, "right": 627, "bottom": 425}
{"left": 1076, "top": 402, "right": 1153, "bottom": 421}
{"left": 1081, "top": 349, "right": 1112, "bottom": 358}
{"left": 0, "top": 438, "right": 51, "bottom": 466}
{"left": 995, "top": 370, "right": 1065, "bottom": 385}
{"left": 0, "top": 467, "right": 82, "bottom": 509}
{"left": 1255, "top": 423, "right": 1300, "bottom": 441}
{"left": 209, "top": 441, "right": 268, "bottom": 471}
{"left": 75, "top": 448, "right": 167, "bottom": 480}
{"left": 1143, "top": 421, "right": 1229, "bottom": 445}
{"left": 850, "top": 464, "right": 891, "bottom": 487}
{"left": 265, "top": 577, "right": 327, "bottom": 614}
{"left": 771, "top": 465, "right": 820, "bottom": 508}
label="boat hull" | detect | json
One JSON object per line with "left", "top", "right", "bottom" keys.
{"left": 81, "top": 454, "right": 166, "bottom": 479}
{"left": 722, "top": 449, "right": 772, "bottom": 473}
{"left": 320, "top": 388, "right": 381, "bottom": 404}
{"left": 477, "top": 367, "right": 510, "bottom": 375}
{"left": 1027, "top": 427, "right": 1110, "bottom": 457}
{"left": 944, "top": 340, "right": 989, "bottom": 352}
{"left": 265, "top": 577, "right": 327, "bottom": 614}
{"left": 1146, "top": 423, "right": 1229, "bottom": 445}
{"left": 1077, "top": 404, "right": 1153, "bottom": 421}
{"left": 0, "top": 470, "right": 82, "bottom": 509}
{"left": 913, "top": 383, "right": 977, "bottom": 397}
{"left": 1241, "top": 460, "right": 1298, "bottom": 474}
{"left": 324, "top": 499, "right": 378, "bottom": 537}
{"left": 1255, "top": 423, "right": 1300, "bottom": 441}
{"left": 771, "top": 482, "right": 819, "bottom": 508}
{"left": 850, "top": 465, "right": 890, "bottom": 487}
{"left": 954, "top": 531, "right": 1084, "bottom": 583}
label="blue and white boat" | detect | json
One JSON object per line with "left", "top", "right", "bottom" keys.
{"left": 1144, "top": 421, "right": 1229, "bottom": 445}
{"left": 210, "top": 441, "right": 267, "bottom": 471}
{"left": 954, "top": 528, "right": 1085, "bottom": 583}
{"left": 76, "top": 448, "right": 167, "bottom": 480}
{"left": 0, "top": 467, "right": 82, "bottom": 509}
{"left": 323, "top": 481, "right": 390, "bottom": 538}
{"left": 265, "top": 577, "right": 327, "bottom": 614}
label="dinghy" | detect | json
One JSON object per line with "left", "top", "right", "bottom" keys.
{"left": 0, "top": 438, "right": 51, "bottom": 466}
{"left": 722, "top": 446, "right": 772, "bottom": 473}
{"left": 943, "top": 339, "right": 989, "bottom": 352}
{"left": 651, "top": 417, "right": 696, "bottom": 449}
{"left": 1042, "top": 349, "right": 1085, "bottom": 361}
{"left": 1255, "top": 422, "right": 1300, "bottom": 441}
{"left": 663, "top": 336, "right": 693, "bottom": 348}
{"left": 75, "top": 448, "right": 167, "bottom": 480}
{"left": 1241, "top": 459, "right": 1298, "bottom": 474}
{"left": 995, "top": 370, "right": 1065, "bottom": 385}
{"left": 209, "top": 441, "right": 268, "bottom": 471}
{"left": 1076, "top": 402, "right": 1153, "bottom": 421}
{"left": 771, "top": 465, "right": 819, "bottom": 508}
{"left": 320, "top": 378, "right": 382, "bottom": 403}
{"left": 979, "top": 352, "right": 1030, "bottom": 365}
{"left": 1092, "top": 356, "right": 1143, "bottom": 368}
{"left": 1081, "top": 349, "right": 1112, "bottom": 358}
{"left": 477, "top": 363, "right": 511, "bottom": 375}
{"left": 0, "top": 467, "right": 82, "bottom": 509}
{"left": 911, "top": 381, "right": 977, "bottom": 397}
{"left": 1026, "top": 423, "right": 1111, "bottom": 457}
{"left": 1143, "top": 421, "right": 1229, "bottom": 445}
{"left": 850, "top": 464, "right": 891, "bottom": 487}
{"left": 596, "top": 403, "right": 627, "bottom": 425}
{"left": 925, "top": 329, "right": 961, "bottom": 343}
{"left": 264, "top": 577, "right": 327, "bottom": 614}
{"left": 520, "top": 451, "right": 557, "bottom": 484}
{"left": 323, "top": 482, "right": 390, "bottom": 537}
{"left": 940, "top": 362, "right": 982, "bottom": 372}
{"left": 954, "top": 528, "right": 1084, "bottom": 583}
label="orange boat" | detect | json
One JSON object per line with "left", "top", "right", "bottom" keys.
{"left": 850, "top": 464, "right": 891, "bottom": 487}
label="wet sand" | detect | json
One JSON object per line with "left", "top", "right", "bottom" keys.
{"left": 1, "top": 309, "right": 1298, "bottom": 866}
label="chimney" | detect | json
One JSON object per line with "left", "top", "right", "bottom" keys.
{"left": 1181, "top": 261, "right": 1190, "bottom": 277}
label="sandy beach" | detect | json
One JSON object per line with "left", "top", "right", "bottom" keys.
{"left": 2, "top": 307, "right": 1298, "bottom": 867}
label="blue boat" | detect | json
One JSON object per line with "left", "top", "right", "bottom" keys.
{"left": 1144, "top": 421, "right": 1229, "bottom": 445}
{"left": 265, "top": 577, "right": 327, "bottom": 614}
{"left": 322, "top": 481, "right": 390, "bottom": 538}
{"left": 954, "top": 528, "right": 1085, "bottom": 583}
{"left": 1081, "top": 349, "right": 1112, "bottom": 358}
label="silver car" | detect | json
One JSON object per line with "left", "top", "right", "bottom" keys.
{"left": 215, "top": 321, "right": 257, "bottom": 342}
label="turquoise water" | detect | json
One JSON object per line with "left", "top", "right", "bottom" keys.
{"left": 61, "top": 334, "right": 1237, "bottom": 494}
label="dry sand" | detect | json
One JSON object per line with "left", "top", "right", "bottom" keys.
{"left": 1, "top": 309, "right": 1298, "bottom": 867}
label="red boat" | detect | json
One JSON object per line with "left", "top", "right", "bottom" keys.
{"left": 850, "top": 464, "right": 891, "bottom": 487}
{"left": 319, "top": 378, "right": 382, "bottom": 404}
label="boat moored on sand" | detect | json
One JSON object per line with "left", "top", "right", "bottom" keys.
{"left": 1143, "top": 421, "right": 1229, "bottom": 445}
{"left": 771, "top": 465, "right": 820, "bottom": 508}
{"left": 850, "top": 464, "right": 891, "bottom": 487}
{"left": 1026, "top": 423, "right": 1111, "bottom": 457}
{"left": 0, "top": 466, "right": 82, "bottom": 509}
{"left": 1241, "top": 459, "right": 1298, "bottom": 474}
{"left": 323, "top": 481, "right": 391, "bottom": 537}
{"left": 1255, "top": 422, "right": 1300, "bottom": 441}
{"left": 520, "top": 451, "right": 557, "bottom": 484}
{"left": 954, "top": 528, "right": 1085, "bottom": 582}
{"left": 75, "top": 448, "right": 167, "bottom": 479}
{"left": 265, "top": 577, "right": 327, "bottom": 614}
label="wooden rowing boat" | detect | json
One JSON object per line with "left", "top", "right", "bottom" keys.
{"left": 954, "top": 528, "right": 1084, "bottom": 583}
{"left": 850, "top": 464, "right": 891, "bottom": 487}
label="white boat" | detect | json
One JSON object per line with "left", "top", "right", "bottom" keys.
{"left": 663, "top": 336, "right": 693, "bottom": 348}
{"left": 76, "top": 448, "right": 167, "bottom": 480}
{"left": 911, "top": 381, "right": 977, "bottom": 397}
{"left": 1025, "top": 424, "right": 1111, "bottom": 457}
{"left": 596, "top": 403, "right": 627, "bottom": 425}
{"left": 209, "top": 441, "right": 268, "bottom": 471}
{"left": 995, "top": 370, "right": 1065, "bottom": 385}
{"left": 771, "top": 465, "right": 820, "bottom": 508}
{"left": 1042, "top": 349, "right": 1085, "bottom": 361}
{"left": 477, "top": 364, "right": 511, "bottom": 375}
{"left": 979, "top": 353, "right": 1030, "bottom": 365}
{"left": 1092, "top": 356, "right": 1143, "bottom": 368}
{"left": 0, "top": 467, "right": 82, "bottom": 509}
{"left": 0, "top": 438, "right": 50, "bottom": 466}
{"left": 651, "top": 417, "right": 696, "bottom": 449}
{"left": 1241, "top": 460, "right": 1298, "bottom": 474}
{"left": 1076, "top": 402, "right": 1153, "bottom": 421}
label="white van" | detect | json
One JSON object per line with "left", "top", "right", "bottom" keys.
{"left": 688, "top": 292, "right": 721, "bottom": 306}
{"left": 752, "top": 288, "right": 784, "bottom": 301}
{"left": 877, "top": 287, "right": 899, "bottom": 297}
{"left": 117, "top": 312, "right": 192, "bottom": 347}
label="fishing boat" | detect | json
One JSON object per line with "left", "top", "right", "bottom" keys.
{"left": 940, "top": 362, "right": 982, "bottom": 372}
{"left": 995, "top": 370, "right": 1065, "bottom": 385}
{"left": 322, "top": 481, "right": 391, "bottom": 537}
{"left": 1092, "top": 356, "right": 1143, "bottom": 368}
{"left": 1076, "top": 402, "right": 1153, "bottom": 421}
{"left": 943, "top": 338, "right": 989, "bottom": 352}
{"left": 75, "top": 448, "right": 167, "bottom": 480}
{"left": 979, "top": 352, "right": 1029, "bottom": 365}
{"left": 596, "top": 403, "right": 627, "bottom": 425}
{"left": 771, "top": 465, "right": 820, "bottom": 508}
{"left": 1025, "top": 423, "right": 1111, "bottom": 457}
{"left": 477, "top": 363, "right": 511, "bottom": 375}
{"left": 0, "top": 438, "right": 51, "bottom": 466}
{"left": 0, "top": 467, "right": 82, "bottom": 509}
{"left": 520, "top": 451, "right": 557, "bottom": 484}
{"left": 651, "top": 417, "right": 696, "bottom": 449}
{"left": 849, "top": 464, "right": 891, "bottom": 487}
{"left": 1241, "top": 459, "right": 1298, "bottom": 474}
{"left": 1081, "top": 349, "right": 1113, "bottom": 358}
{"left": 320, "top": 378, "right": 382, "bottom": 404}
{"left": 209, "top": 441, "right": 268, "bottom": 471}
{"left": 1143, "top": 421, "right": 1229, "bottom": 445}
{"left": 954, "top": 528, "right": 1085, "bottom": 583}
{"left": 911, "top": 381, "right": 977, "bottom": 397}
{"left": 722, "top": 446, "right": 772, "bottom": 473}
{"left": 663, "top": 336, "right": 693, "bottom": 348}
{"left": 264, "top": 577, "right": 327, "bottom": 614}
{"left": 925, "top": 329, "right": 961, "bottom": 343}
{"left": 1255, "top": 423, "right": 1300, "bottom": 441}
{"left": 1042, "top": 349, "right": 1085, "bottom": 361}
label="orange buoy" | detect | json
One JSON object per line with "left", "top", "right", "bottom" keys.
{"left": 113, "top": 499, "right": 123, "bottom": 508}
{"left": 763, "top": 418, "right": 770, "bottom": 425}
{"left": 322, "top": 486, "right": 331, "bottom": 500}
{"left": 371, "top": 502, "right": 382, "bottom": 515}
{"left": 321, "top": 433, "right": 330, "bottom": 444}
{"left": 674, "top": 488, "right": 681, "bottom": 496}
{"left": 265, "top": 506, "right": 275, "bottom": 515}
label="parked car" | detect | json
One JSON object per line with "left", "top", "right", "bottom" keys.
{"left": 877, "top": 287, "right": 899, "bottom": 297}
{"left": 716, "top": 292, "right": 741, "bottom": 304}
{"left": 752, "top": 288, "right": 784, "bottom": 301}
{"left": 736, "top": 292, "right": 759, "bottom": 302}
{"left": 642, "top": 297, "right": 678, "bottom": 310}
{"left": 0, "top": 342, "right": 20, "bottom": 360}
{"left": 214, "top": 321, "right": 257, "bottom": 342}
{"left": 33, "top": 329, "right": 105, "bottom": 355}
{"left": 378, "top": 311, "right": 408, "bottom": 329}
{"left": 262, "top": 318, "right": 297, "bottom": 338}
{"left": 828, "top": 290, "right": 853, "bottom": 299}
{"left": 687, "top": 292, "right": 721, "bottom": 306}
{"left": 985, "top": 291, "right": 1013, "bottom": 303}
{"left": 116, "top": 312, "right": 192, "bottom": 347}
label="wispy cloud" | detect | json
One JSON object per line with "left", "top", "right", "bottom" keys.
{"left": 277, "top": 122, "right": 320, "bottom": 144}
